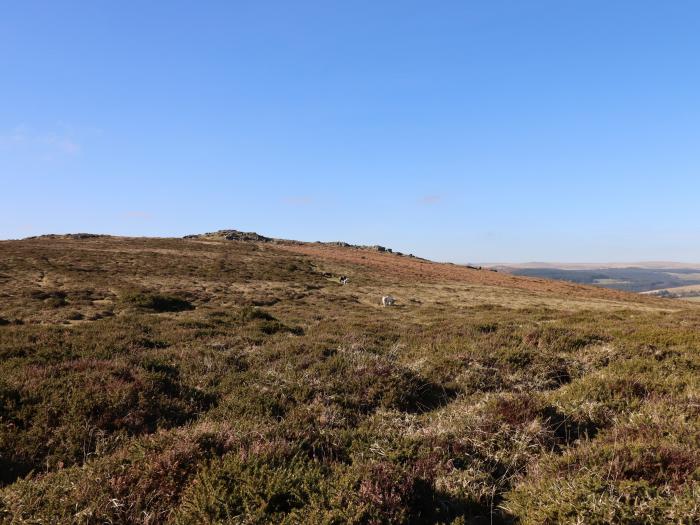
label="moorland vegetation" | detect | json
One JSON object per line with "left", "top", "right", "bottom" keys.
{"left": 0, "top": 235, "right": 698, "bottom": 523}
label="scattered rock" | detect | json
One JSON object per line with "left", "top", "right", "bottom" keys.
{"left": 24, "top": 233, "right": 108, "bottom": 240}
{"left": 184, "top": 230, "right": 273, "bottom": 242}
{"left": 317, "top": 241, "right": 394, "bottom": 253}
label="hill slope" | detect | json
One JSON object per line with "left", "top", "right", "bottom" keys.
{"left": 0, "top": 235, "right": 698, "bottom": 523}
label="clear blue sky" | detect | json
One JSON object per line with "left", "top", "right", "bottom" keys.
{"left": 2, "top": 1, "right": 699, "bottom": 262}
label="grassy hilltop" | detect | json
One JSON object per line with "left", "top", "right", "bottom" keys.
{"left": 0, "top": 234, "right": 698, "bottom": 524}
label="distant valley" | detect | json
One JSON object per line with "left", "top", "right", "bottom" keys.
{"left": 489, "top": 262, "right": 700, "bottom": 299}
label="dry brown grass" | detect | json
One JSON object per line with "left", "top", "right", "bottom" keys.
{"left": 276, "top": 242, "right": 673, "bottom": 304}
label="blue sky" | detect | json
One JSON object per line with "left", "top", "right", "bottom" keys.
{"left": 2, "top": 1, "right": 699, "bottom": 262}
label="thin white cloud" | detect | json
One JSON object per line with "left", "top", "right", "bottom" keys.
{"left": 43, "top": 134, "right": 80, "bottom": 155}
{"left": 0, "top": 126, "right": 28, "bottom": 147}
{"left": 0, "top": 125, "right": 81, "bottom": 157}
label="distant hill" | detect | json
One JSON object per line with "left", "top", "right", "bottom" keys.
{"left": 490, "top": 263, "right": 700, "bottom": 293}
{"left": 487, "top": 261, "right": 700, "bottom": 270}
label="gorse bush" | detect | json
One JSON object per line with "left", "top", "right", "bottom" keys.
{"left": 120, "top": 291, "right": 194, "bottom": 312}
{"left": 0, "top": 354, "right": 216, "bottom": 485}
{"left": 237, "top": 305, "right": 275, "bottom": 322}
{"left": 174, "top": 454, "right": 328, "bottom": 524}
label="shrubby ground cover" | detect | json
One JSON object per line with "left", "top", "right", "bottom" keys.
{"left": 0, "top": 236, "right": 698, "bottom": 523}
